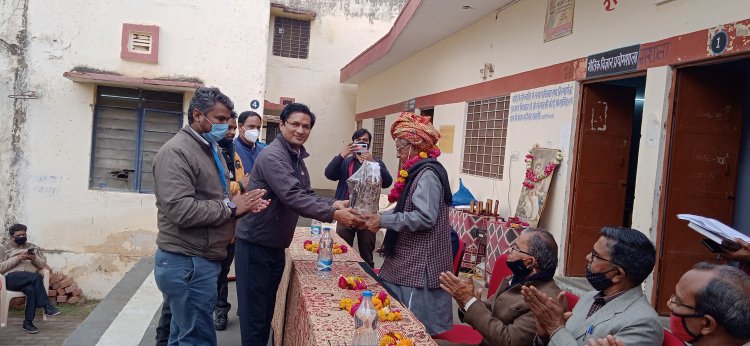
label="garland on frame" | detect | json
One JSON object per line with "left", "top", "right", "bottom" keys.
{"left": 522, "top": 147, "right": 563, "bottom": 189}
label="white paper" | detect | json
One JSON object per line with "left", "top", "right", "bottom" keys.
{"left": 559, "top": 123, "right": 571, "bottom": 153}
{"left": 677, "top": 214, "right": 750, "bottom": 242}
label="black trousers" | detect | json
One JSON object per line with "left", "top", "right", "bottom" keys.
{"left": 234, "top": 238, "right": 285, "bottom": 346}
{"left": 336, "top": 223, "right": 376, "bottom": 268}
{"left": 155, "top": 301, "right": 171, "bottom": 346}
{"left": 216, "top": 242, "right": 235, "bottom": 310}
{"left": 5, "top": 271, "right": 49, "bottom": 322}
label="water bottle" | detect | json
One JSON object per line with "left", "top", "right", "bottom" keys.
{"left": 352, "top": 290, "right": 379, "bottom": 346}
{"left": 310, "top": 219, "right": 322, "bottom": 239}
{"left": 317, "top": 227, "right": 333, "bottom": 277}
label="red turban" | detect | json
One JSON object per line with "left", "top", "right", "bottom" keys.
{"left": 390, "top": 112, "right": 440, "bottom": 151}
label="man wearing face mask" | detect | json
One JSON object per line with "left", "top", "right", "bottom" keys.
{"left": 152, "top": 87, "right": 270, "bottom": 345}
{"left": 1, "top": 224, "right": 60, "bottom": 334}
{"left": 437, "top": 227, "right": 563, "bottom": 346}
{"left": 522, "top": 226, "right": 663, "bottom": 346}
{"left": 233, "top": 111, "right": 267, "bottom": 181}
{"left": 588, "top": 262, "right": 750, "bottom": 346}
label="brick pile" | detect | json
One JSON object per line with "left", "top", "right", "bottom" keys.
{"left": 47, "top": 273, "right": 85, "bottom": 305}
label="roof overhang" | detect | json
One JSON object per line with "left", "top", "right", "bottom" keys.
{"left": 340, "top": 0, "right": 517, "bottom": 84}
{"left": 63, "top": 70, "right": 202, "bottom": 92}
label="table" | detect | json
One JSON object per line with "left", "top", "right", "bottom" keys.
{"left": 449, "top": 208, "right": 522, "bottom": 283}
{"left": 272, "top": 227, "right": 437, "bottom": 346}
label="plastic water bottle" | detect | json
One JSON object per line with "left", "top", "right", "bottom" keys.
{"left": 310, "top": 219, "right": 322, "bottom": 239}
{"left": 352, "top": 290, "right": 379, "bottom": 346}
{"left": 317, "top": 227, "right": 333, "bottom": 277}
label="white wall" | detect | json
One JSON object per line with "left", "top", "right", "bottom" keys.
{"left": 630, "top": 67, "right": 673, "bottom": 295}
{"left": 355, "top": 0, "right": 750, "bottom": 114}
{"left": 12, "top": 0, "right": 269, "bottom": 298}
{"left": 265, "top": 0, "right": 404, "bottom": 189}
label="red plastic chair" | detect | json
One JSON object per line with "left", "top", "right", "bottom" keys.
{"left": 434, "top": 254, "right": 512, "bottom": 344}
{"left": 563, "top": 291, "right": 579, "bottom": 311}
{"left": 663, "top": 329, "right": 685, "bottom": 346}
{"left": 453, "top": 239, "right": 465, "bottom": 275}
{"left": 487, "top": 254, "right": 512, "bottom": 297}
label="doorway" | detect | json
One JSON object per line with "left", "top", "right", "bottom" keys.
{"left": 566, "top": 76, "right": 646, "bottom": 276}
{"left": 654, "top": 58, "right": 749, "bottom": 314}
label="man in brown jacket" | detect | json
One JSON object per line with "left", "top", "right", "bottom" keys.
{"left": 438, "top": 227, "right": 563, "bottom": 346}
{"left": 152, "top": 87, "right": 268, "bottom": 346}
{"left": 1, "top": 224, "right": 59, "bottom": 334}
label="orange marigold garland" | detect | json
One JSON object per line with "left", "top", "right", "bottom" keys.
{"left": 338, "top": 291, "right": 402, "bottom": 321}
{"left": 303, "top": 240, "right": 348, "bottom": 254}
{"left": 379, "top": 332, "right": 414, "bottom": 346}
{"left": 387, "top": 146, "right": 441, "bottom": 203}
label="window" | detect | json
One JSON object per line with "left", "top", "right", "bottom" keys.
{"left": 264, "top": 121, "right": 281, "bottom": 144}
{"left": 371, "top": 117, "right": 385, "bottom": 159}
{"left": 120, "top": 23, "right": 159, "bottom": 63}
{"left": 272, "top": 17, "right": 310, "bottom": 59}
{"left": 462, "top": 96, "right": 509, "bottom": 179}
{"left": 90, "top": 86, "right": 183, "bottom": 193}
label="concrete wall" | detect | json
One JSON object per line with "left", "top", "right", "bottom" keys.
{"left": 265, "top": 0, "right": 404, "bottom": 189}
{"left": 350, "top": 0, "right": 750, "bottom": 288}
{"left": 1, "top": 0, "right": 270, "bottom": 298}
{"left": 355, "top": 0, "right": 750, "bottom": 113}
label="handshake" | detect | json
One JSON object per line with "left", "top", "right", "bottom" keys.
{"left": 331, "top": 200, "right": 382, "bottom": 232}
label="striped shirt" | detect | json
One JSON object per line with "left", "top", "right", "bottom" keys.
{"left": 587, "top": 290, "right": 627, "bottom": 318}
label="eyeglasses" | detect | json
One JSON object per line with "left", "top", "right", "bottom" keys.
{"left": 509, "top": 243, "right": 533, "bottom": 256}
{"left": 396, "top": 144, "right": 409, "bottom": 152}
{"left": 589, "top": 249, "right": 616, "bottom": 265}
{"left": 284, "top": 121, "right": 311, "bottom": 131}
{"left": 667, "top": 294, "right": 704, "bottom": 318}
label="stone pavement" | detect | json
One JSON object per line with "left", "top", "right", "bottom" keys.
{"left": 0, "top": 311, "right": 86, "bottom": 346}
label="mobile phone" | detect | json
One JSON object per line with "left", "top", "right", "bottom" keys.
{"left": 701, "top": 239, "right": 725, "bottom": 253}
{"left": 27, "top": 248, "right": 34, "bottom": 255}
{"left": 353, "top": 142, "right": 368, "bottom": 154}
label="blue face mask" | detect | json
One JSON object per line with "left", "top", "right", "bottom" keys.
{"left": 201, "top": 116, "right": 229, "bottom": 142}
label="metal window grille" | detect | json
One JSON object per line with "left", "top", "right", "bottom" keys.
{"left": 372, "top": 117, "right": 385, "bottom": 159}
{"left": 90, "top": 86, "right": 183, "bottom": 193}
{"left": 272, "top": 17, "right": 310, "bottom": 59}
{"left": 462, "top": 96, "right": 509, "bottom": 179}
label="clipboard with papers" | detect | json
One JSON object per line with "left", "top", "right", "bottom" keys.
{"left": 677, "top": 214, "right": 749, "bottom": 252}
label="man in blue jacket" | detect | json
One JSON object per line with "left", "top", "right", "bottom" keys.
{"left": 324, "top": 128, "right": 392, "bottom": 267}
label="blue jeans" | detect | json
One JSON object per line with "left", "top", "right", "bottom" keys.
{"left": 154, "top": 248, "right": 221, "bottom": 346}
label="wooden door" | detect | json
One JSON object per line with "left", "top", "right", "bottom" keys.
{"left": 566, "top": 84, "right": 636, "bottom": 276}
{"left": 655, "top": 68, "right": 744, "bottom": 314}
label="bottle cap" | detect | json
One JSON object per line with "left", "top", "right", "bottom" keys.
{"left": 362, "top": 290, "right": 373, "bottom": 297}
{"left": 324, "top": 226, "right": 331, "bottom": 231}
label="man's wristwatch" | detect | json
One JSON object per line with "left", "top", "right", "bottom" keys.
{"left": 227, "top": 201, "right": 237, "bottom": 218}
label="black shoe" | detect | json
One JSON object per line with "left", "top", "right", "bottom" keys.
{"left": 44, "top": 304, "right": 61, "bottom": 316}
{"left": 23, "top": 320, "right": 39, "bottom": 334}
{"left": 214, "top": 306, "right": 229, "bottom": 331}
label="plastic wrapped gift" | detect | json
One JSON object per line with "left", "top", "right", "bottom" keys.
{"left": 346, "top": 161, "right": 382, "bottom": 215}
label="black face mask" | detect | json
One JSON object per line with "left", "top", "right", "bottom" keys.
{"left": 507, "top": 259, "right": 533, "bottom": 282}
{"left": 585, "top": 265, "right": 618, "bottom": 291}
{"left": 14, "top": 236, "right": 27, "bottom": 245}
{"left": 217, "top": 138, "right": 233, "bottom": 149}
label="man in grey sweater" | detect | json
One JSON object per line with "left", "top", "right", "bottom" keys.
{"left": 234, "top": 102, "right": 362, "bottom": 346}
{"left": 152, "top": 87, "right": 268, "bottom": 345}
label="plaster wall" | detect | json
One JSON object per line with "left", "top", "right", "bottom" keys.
{"left": 265, "top": 0, "right": 403, "bottom": 189}
{"left": 355, "top": 0, "right": 750, "bottom": 113}
{"left": 3, "top": 0, "right": 270, "bottom": 298}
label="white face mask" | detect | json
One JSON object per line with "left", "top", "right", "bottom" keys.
{"left": 244, "top": 128, "right": 260, "bottom": 142}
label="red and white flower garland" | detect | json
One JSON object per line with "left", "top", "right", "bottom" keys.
{"left": 522, "top": 149, "right": 563, "bottom": 189}
{"left": 387, "top": 146, "right": 441, "bottom": 203}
